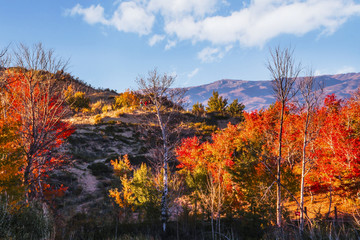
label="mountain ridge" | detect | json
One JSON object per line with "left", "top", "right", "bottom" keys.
{"left": 184, "top": 72, "right": 360, "bottom": 111}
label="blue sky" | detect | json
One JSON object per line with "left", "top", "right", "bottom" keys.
{"left": 0, "top": 0, "right": 360, "bottom": 92}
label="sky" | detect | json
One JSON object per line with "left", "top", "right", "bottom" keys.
{"left": 0, "top": 0, "right": 360, "bottom": 92}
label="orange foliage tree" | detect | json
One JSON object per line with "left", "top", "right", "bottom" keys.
{"left": 307, "top": 94, "right": 360, "bottom": 206}
{"left": 177, "top": 104, "right": 303, "bottom": 226}
{"left": 1, "top": 44, "right": 74, "bottom": 202}
{"left": 3, "top": 68, "right": 74, "bottom": 202}
{"left": 234, "top": 104, "right": 301, "bottom": 215}
{"left": 0, "top": 104, "right": 24, "bottom": 198}
{"left": 176, "top": 124, "right": 242, "bottom": 237}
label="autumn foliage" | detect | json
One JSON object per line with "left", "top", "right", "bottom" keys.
{"left": 113, "top": 90, "right": 140, "bottom": 109}
{"left": 1, "top": 68, "right": 74, "bottom": 202}
{"left": 0, "top": 113, "right": 24, "bottom": 197}
{"left": 173, "top": 91, "right": 360, "bottom": 227}
{"left": 105, "top": 89, "right": 360, "bottom": 235}
{"left": 306, "top": 94, "right": 360, "bottom": 197}
{"left": 109, "top": 155, "right": 163, "bottom": 221}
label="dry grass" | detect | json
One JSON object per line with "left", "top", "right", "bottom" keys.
{"left": 286, "top": 192, "right": 357, "bottom": 222}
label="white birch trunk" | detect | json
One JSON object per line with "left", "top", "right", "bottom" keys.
{"left": 276, "top": 103, "right": 285, "bottom": 228}
{"left": 300, "top": 111, "right": 310, "bottom": 232}
{"left": 156, "top": 105, "right": 168, "bottom": 233}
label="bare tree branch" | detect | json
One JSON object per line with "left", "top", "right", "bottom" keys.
{"left": 2, "top": 43, "right": 73, "bottom": 203}
{"left": 298, "top": 69, "right": 323, "bottom": 232}
{"left": 267, "top": 45, "right": 301, "bottom": 228}
{"left": 136, "top": 68, "right": 186, "bottom": 234}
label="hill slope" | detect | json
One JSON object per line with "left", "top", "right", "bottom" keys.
{"left": 184, "top": 72, "right": 360, "bottom": 111}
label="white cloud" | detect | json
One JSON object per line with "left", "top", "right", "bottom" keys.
{"left": 198, "top": 47, "right": 223, "bottom": 63}
{"left": 336, "top": 66, "right": 356, "bottom": 74}
{"left": 67, "top": 0, "right": 360, "bottom": 47}
{"left": 314, "top": 69, "right": 325, "bottom": 76}
{"left": 315, "top": 66, "right": 357, "bottom": 76}
{"left": 225, "top": 45, "right": 233, "bottom": 52}
{"left": 110, "top": 1, "right": 155, "bottom": 35}
{"left": 67, "top": 2, "right": 154, "bottom": 35}
{"left": 197, "top": 45, "right": 232, "bottom": 63}
{"left": 165, "top": 40, "right": 177, "bottom": 50}
{"left": 147, "top": 0, "right": 218, "bottom": 19}
{"left": 148, "top": 34, "right": 165, "bottom": 46}
{"left": 68, "top": 4, "right": 108, "bottom": 25}
{"left": 164, "top": 16, "right": 200, "bottom": 41}
{"left": 188, "top": 68, "right": 199, "bottom": 78}
{"left": 165, "top": 0, "right": 360, "bottom": 47}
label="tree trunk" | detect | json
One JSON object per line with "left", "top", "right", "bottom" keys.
{"left": 24, "top": 156, "right": 34, "bottom": 201}
{"left": 328, "top": 185, "right": 332, "bottom": 218}
{"left": 161, "top": 155, "right": 168, "bottom": 233}
{"left": 211, "top": 197, "right": 215, "bottom": 240}
{"left": 300, "top": 111, "right": 310, "bottom": 232}
{"left": 277, "top": 103, "right": 285, "bottom": 228}
{"left": 194, "top": 199, "right": 197, "bottom": 240}
{"left": 217, "top": 167, "right": 221, "bottom": 239}
{"left": 157, "top": 106, "right": 168, "bottom": 234}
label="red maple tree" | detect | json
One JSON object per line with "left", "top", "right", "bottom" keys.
{"left": 4, "top": 68, "right": 74, "bottom": 202}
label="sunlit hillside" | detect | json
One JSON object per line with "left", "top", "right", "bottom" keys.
{"left": 1, "top": 45, "right": 360, "bottom": 240}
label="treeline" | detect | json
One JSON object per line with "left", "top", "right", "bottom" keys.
{"left": 106, "top": 49, "right": 360, "bottom": 239}
{"left": 108, "top": 91, "right": 360, "bottom": 239}
{"left": 192, "top": 90, "right": 245, "bottom": 119}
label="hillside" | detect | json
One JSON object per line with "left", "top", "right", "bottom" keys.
{"left": 53, "top": 106, "right": 241, "bottom": 238}
{"left": 56, "top": 100, "right": 359, "bottom": 238}
{"left": 2, "top": 69, "right": 360, "bottom": 239}
{"left": 184, "top": 72, "right": 360, "bottom": 111}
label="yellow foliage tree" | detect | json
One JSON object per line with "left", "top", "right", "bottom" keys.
{"left": 113, "top": 90, "right": 139, "bottom": 109}
{"left": 109, "top": 155, "right": 161, "bottom": 222}
{"left": 111, "top": 154, "right": 133, "bottom": 176}
{"left": 64, "top": 85, "right": 90, "bottom": 112}
{"left": 0, "top": 120, "right": 24, "bottom": 198}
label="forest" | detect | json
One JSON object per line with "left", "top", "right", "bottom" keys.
{"left": 1, "top": 44, "right": 360, "bottom": 240}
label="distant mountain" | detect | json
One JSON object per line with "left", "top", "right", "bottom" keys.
{"left": 184, "top": 72, "right": 360, "bottom": 111}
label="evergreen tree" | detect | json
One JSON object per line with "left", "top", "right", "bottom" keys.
{"left": 192, "top": 102, "right": 205, "bottom": 117}
{"left": 226, "top": 99, "right": 245, "bottom": 119}
{"left": 206, "top": 91, "right": 228, "bottom": 114}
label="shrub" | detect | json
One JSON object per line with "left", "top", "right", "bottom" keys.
{"left": 192, "top": 102, "right": 205, "bottom": 117}
{"left": 0, "top": 196, "right": 11, "bottom": 238}
{"left": 189, "top": 122, "right": 217, "bottom": 134}
{"left": 113, "top": 90, "right": 140, "bottom": 109}
{"left": 91, "top": 100, "right": 105, "bottom": 114}
{"left": 72, "top": 92, "right": 90, "bottom": 111}
{"left": 102, "top": 104, "right": 113, "bottom": 113}
{"left": 111, "top": 155, "right": 133, "bottom": 177}
{"left": 109, "top": 163, "right": 162, "bottom": 222}
{"left": 81, "top": 107, "right": 91, "bottom": 114}
{"left": 94, "top": 114, "right": 103, "bottom": 124}
{"left": 0, "top": 197, "right": 54, "bottom": 240}
{"left": 65, "top": 85, "right": 90, "bottom": 112}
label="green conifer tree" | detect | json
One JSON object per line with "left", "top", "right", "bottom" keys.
{"left": 206, "top": 91, "right": 228, "bottom": 114}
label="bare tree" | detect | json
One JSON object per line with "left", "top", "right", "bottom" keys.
{"left": 136, "top": 68, "right": 186, "bottom": 234}
{"left": 298, "top": 71, "right": 323, "bottom": 232}
{"left": 2, "top": 43, "right": 73, "bottom": 203}
{"left": 0, "top": 45, "right": 10, "bottom": 68}
{"left": 267, "top": 46, "right": 301, "bottom": 228}
{"left": 0, "top": 45, "right": 11, "bottom": 117}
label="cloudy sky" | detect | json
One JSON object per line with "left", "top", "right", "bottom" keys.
{"left": 1, "top": 0, "right": 360, "bottom": 91}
